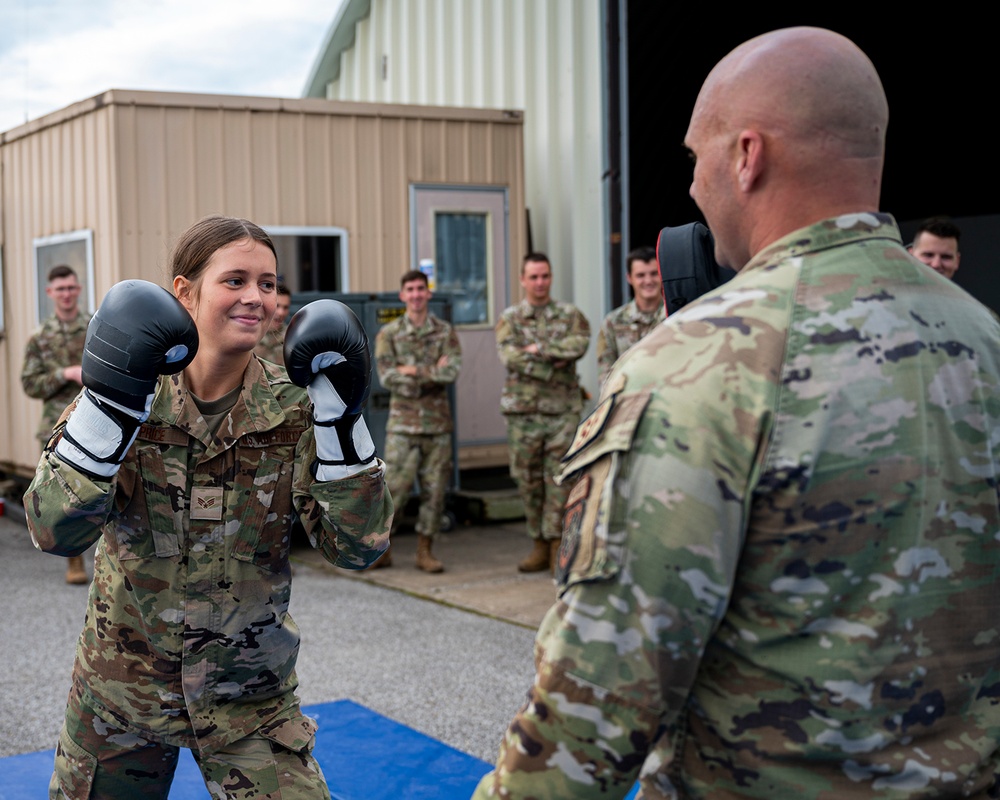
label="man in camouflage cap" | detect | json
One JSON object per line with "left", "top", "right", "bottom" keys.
{"left": 20, "top": 264, "right": 91, "bottom": 585}
{"left": 596, "top": 246, "right": 664, "bottom": 386}
{"left": 496, "top": 253, "right": 590, "bottom": 573}
{"left": 374, "top": 269, "right": 461, "bottom": 572}
{"left": 475, "top": 27, "right": 1000, "bottom": 799}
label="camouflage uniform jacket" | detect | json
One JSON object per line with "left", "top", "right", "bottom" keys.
{"left": 596, "top": 299, "right": 665, "bottom": 385}
{"left": 375, "top": 313, "right": 461, "bottom": 434}
{"left": 475, "top": 213, "right": 1000, "bottom": 798}
{"left": 496, "top": 299, "right": 590, "bottom": 416}
{"left": 21, "top": 310, "right": 91, "bottom": 442}
{"left": 25, "top": 357, "right": 392, "bottom": 756}
{"left": 253, "top": 326, "right": 285, "bottom": 366}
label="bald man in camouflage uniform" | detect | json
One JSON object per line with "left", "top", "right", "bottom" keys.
{"left": 21, "top": 264, "right": 91, "bottom": 585}
{"left": 497, "top": 253, "right": 589, "bottom": 573}
{"left": 596, "top": 246, "right": 664, "bottom": 386}
{"left": 475, "top": 28, "right": 1000, "bottom": 799}
{"left": 375, "top": 269, "right": 461, "bottom": 572}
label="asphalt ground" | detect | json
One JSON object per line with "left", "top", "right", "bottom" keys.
{"left": 0, "top": 502, "right": 558, "bottom": 766}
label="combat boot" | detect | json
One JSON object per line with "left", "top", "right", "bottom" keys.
{"left": 65, "top": 556, "right": 88, "bottom": 585}
{"left": 369, "top": 545, "right": 393, "bottom": 569}
{"left": 415, "top": 535, "right": 444, "bottom": 573}
{"left": 517, "top": 539, "right": 550, "bottom": 573}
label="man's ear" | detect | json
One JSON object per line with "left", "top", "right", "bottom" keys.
{"left": 735, "top": 129, "right": 764, "bottom": 193}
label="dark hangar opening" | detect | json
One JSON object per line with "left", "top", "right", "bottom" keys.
{"left": 620, "top": 9, "right": 997, "bottom": 310}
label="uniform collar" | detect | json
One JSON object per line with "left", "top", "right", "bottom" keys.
{"left": 743, "top": 212, "right": 902, "bottom": 273}
{"left": 402, "top": 312, "right": 436, "bottom": 333}
{"left": 520, "top": 299, "right": 555, "bottom": 319}
{"left": 625, "top": 299, "right": 663, "bottom": 322}
{"left": 151, "top": 356, "right": 288, "bottom": 456}
{"left": 45, "top": 310, "right": 90, "bottom": 333}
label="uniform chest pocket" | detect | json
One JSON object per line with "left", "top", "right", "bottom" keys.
{"left": 108, "top": 444, "right": 183, "bottom": 561}
{"left": 230, "top": 444, "right": 296, "bottom": 573}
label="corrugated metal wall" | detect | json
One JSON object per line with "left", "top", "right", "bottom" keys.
{"left": 313, "top": 0, "right": 607, "bottom": 393}
{"left": 0, "top": 98, "right": 121, "bottom": 477}
{"left": 0, "top": 90, "right": 524, "bottom": 476}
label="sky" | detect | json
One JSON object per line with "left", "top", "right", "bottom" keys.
{"left": 0, "top": 0, "right": 345, "bottom": 133}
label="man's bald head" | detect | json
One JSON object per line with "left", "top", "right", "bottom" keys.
{"left": 700, "top": 28, "right": 887, "bottom": 160}
{"left": 685, "top": 28, "right": 888, "bottom": 269}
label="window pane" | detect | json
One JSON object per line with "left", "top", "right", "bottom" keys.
{"left": 435, "top": 212, "right": 488, "bottom": 325}
{"left": 270, "top": 234, "right": 343, "bottom": 293}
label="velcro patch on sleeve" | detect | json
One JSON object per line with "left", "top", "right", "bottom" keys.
{"left": 559, "top": 391, "right": 651, "bottom": 481}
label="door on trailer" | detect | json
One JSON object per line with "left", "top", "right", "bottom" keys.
{"left": 410, "top": 185, "right": 510, "bottom": 469}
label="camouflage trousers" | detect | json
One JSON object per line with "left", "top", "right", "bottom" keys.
{"left": 384, "top": 431, "right": 452, "bottom": 538}
{"left": 50, "top": 682, "right": 329, "bottom": 799}
{"left": 505, "top": 412, "right": 578, "bottom": 541}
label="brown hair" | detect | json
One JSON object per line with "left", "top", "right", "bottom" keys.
{"left": 626, "top": 246, "right": 657, "bottom": 275}
{"left": 171, "top": 216, "right": 277, "bottom": 291}
{"left": 521, "top": 252, "right": 550, "bottom": 276}
{"left": 400, "top": 269, "right": 428, "bottom": 288}
{"left": 47, "top": 264, "right": 77, "bottom": 282}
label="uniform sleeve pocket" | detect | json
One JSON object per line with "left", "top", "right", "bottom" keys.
{"left": 555, "top": 452, "right": 624, "bottom": 593}
{"left": 52, "top": 726, "right": 97, "bottom": 799}
{"left": 555, "top": 391, "right": 651, "bottom": 594}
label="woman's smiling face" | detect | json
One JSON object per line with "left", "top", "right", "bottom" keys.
{"left": 177, "top": 237, "right": 277, "bottom": 358}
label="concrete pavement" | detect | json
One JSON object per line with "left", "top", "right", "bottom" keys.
{"left": 0, "top": 501, "right": 555, "bottom": 766}
{"left": 306, "top": 521, "right": 560, "bottom": 630}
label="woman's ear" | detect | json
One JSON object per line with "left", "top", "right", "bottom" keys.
{"left": 173, "top": 275, "right": 194, "bottom": 313}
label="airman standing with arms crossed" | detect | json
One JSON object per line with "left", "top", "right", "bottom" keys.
{"left": 595, "top": 246, "right": 664, "bottom": 387}
{"left": 374, "top": 269, "right": 461, "bottom": 572}
{"left": 476, "top": 27, "right": 1000, "bottom": 799}
{"left": 21, "top": 264, "right": 91, "bottom": 585}
{"left": 496, "top": 253, "right": 590, "bottom": 573}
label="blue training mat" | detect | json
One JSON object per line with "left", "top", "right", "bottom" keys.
{"left": 1, "top": 699, "right": 640, "bottom": 799}
{"left": 0, "top": 699, "right": 491, "bottom": 799}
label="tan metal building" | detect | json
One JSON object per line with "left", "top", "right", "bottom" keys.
{"left": 0, "top": 89, "right": 525, "bottom": 478}
{"left": 304, "top": 0, "right": 608, "bottom": 396}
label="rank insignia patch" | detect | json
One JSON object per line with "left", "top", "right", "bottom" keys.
{"left": 190, "top": 487, "right": 224, "bottom": 520}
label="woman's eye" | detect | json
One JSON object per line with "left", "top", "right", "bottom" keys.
{"left": 226, "top": 278, "right": 243, "bottom": 287}
{"left": 261, "top": 281, "right": 275, "bottom": 292}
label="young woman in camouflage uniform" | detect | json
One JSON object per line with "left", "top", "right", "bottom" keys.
{"left": 26, "top": 216, "right": 391, "bottom": 799}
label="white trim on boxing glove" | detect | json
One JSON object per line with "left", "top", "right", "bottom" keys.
{"left": 307, "top": 370, "right": 376, "bottom": 481}
{"left": 307, "top": 354, "right": 347, "bottom": 420}
{"left": 55, "top": 390, "right": 151, "bottom": 478}
{"left": 313, "top": 415, "right": 376, "bottom": 481}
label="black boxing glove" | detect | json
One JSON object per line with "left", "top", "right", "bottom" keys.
{"left": 81, "top": 280, "right": 199, "bottom": 408}
{"left": 284, "top": 299, "right": 376, "bottom": 480}
{"left": 56, "top": 280, "right": 198, "bottom": 477}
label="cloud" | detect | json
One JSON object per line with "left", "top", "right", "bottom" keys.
{"left": 0, "top": 0, "right": 341, "bottom": 133}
